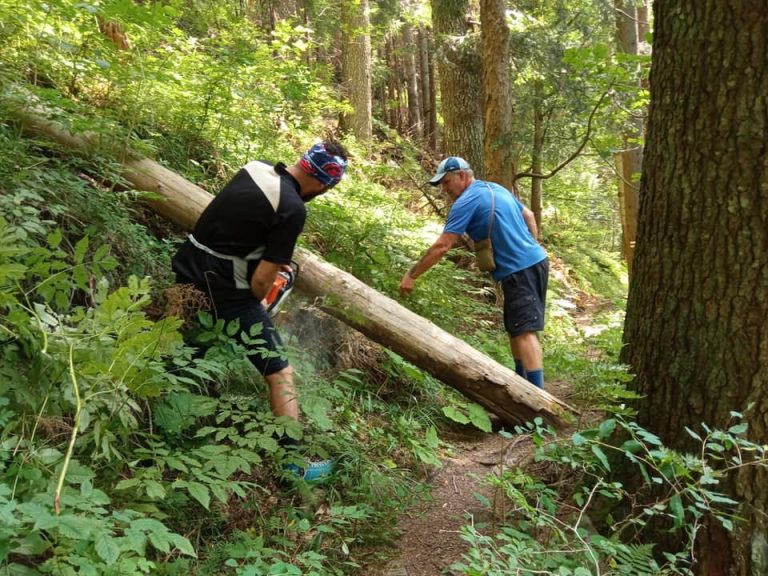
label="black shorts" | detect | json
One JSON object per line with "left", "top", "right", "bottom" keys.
{"left": 501, "top": 258, "right": 548, "bottom": 337}
{"left": 211, "top": 293, "right": 290, "bottom": 377}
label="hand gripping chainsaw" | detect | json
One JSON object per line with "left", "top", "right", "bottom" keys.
{"left": 261, "top": 260, "right": 299, "bottom": 317}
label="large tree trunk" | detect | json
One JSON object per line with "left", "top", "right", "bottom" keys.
{"left": 432, "top": 0, "right": 484, "bottom": 172}
{"left": 6, "top": 95, "right": 574, "bottom": 431}
{"left": 340, "top": 0, "right": 372, "bottom": 140}
{"left": 621, "top": 3, "right": 768, "bottom": 574}
{"left": 480, "top": 0, "right": 514, "bottom": 191}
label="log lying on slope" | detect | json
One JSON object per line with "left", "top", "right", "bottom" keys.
{"left": 5, "top": 96, "right": 575, "bottom": 429}
{"left": 295, "top": 251, "right": 574, "bottom": 428}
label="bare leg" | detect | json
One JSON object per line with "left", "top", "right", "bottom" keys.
{"left": 265, "top": 366, "right": 299, "bottom": 420}
{"left": 508, "top": 332, "right": 543, "bottom": 372}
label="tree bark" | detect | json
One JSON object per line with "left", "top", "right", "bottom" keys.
{"left": 530, "top": 81, "right": 545, "bottom": 230}
{"left": 621, "top": 2, "right": 768, "bottom": 574}
{"left": 418, "top": 25, "right": 436, "bottom": 149}
{"left": 614, "top": 0, "right": 643, "bottom": 276}
{"left": 340, "top": 0, "right": 372, "bottom": 140}
{"left": 480, "top": 0, "right": 514, "bottom": 191}
{"left": 432, "top": 0, "right": 484, "bottom": 173}
{"left": 636, "top": 0, "right": 650, "bottom": 41}
{"left": 402, "top": 22, "right": 423, "bottom": 139}
{"left": 6, "top": 94, "right": 574, "bottom": 431}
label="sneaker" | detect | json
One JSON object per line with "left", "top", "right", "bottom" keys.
{"left": 284, "top": 458, "right": 334, "bottom": 481}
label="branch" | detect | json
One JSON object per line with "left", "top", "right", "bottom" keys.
{"left": 515, "top": 89, "right": 611, "bottom": 182}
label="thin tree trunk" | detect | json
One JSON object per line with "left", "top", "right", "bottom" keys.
{"left": 402, "top": 22, "right": 423, "bottom": 139}
{"left": 480, "top": 0, "right": 514, "bottom": 190}
{"left": 636, "top": 0, "right": 650, "bottom": 41}
{"left": 615, "top": 0, "right": 643, "bottom": 276}
{"left": 418, "top": 25, "right": 434, "bottom": 148}
{"left": 530, "top": 81, "right": 545, "bottom": 231}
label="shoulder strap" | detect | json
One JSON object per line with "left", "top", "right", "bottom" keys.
{"left": 485, "top": 183, "right": 495, "bottom": 238}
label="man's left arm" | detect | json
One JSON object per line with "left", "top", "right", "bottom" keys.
{"left": 399, "top": 232, "right": 460, "bottom": 296}
{"left": 522, "top": 206, "right": 539, "bottom": 241}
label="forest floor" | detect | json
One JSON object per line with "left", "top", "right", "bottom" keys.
{"left": 364, "top": 379, "right": 574, "bottom": 576}
{"left": 363, "top": 270, "right": 609, "bottom": 576}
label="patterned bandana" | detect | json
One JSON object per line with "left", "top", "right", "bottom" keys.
{"left": 299, "top": 143, "right": 347, "bottom": 188}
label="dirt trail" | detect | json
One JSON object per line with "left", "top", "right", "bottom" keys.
{"left": 365, "top": 377, "right": 577, "bottom": 576}
{"left": 366, "top": 426, "right": 536, "bottom": 576}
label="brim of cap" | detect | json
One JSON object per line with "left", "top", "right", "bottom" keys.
{"left": 428, "top": 172, "right": 447, "bottom": 185}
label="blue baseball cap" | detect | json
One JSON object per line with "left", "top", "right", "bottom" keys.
{"left": 429, "top": 156, "right": 471, "bottom": 185}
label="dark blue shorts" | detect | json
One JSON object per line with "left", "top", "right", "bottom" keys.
{"left": 501, "top": 258, "right": 548, "bottom": 338}
{"left": 211, "top": 292, "right": 289, "bottom": 377}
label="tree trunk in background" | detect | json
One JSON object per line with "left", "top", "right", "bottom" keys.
{"left": 340, "top": 0, "right": 372, "bottom": 140}
{"left": 636, "top": 0, "right": 650, "bottom": 41}
{"left": 374, "top": 45, "right": 386, "bottom": 125}
{"left": 402, "top": 22, "right": 422, "bottom": 139}
{"left": 480, "top": 0, "right": 514, "bottom": 191}
{"left": 384, "top": 38, "right": 397, "bottom": 129}
{"left": 614, "top": 0, "right": 643, "bottom": 277}
{"left": 530, "top": 81, "right": 545, "bottom": 231}
{"left": 418, "top": 26, "right": 436, "bottom": 149}
{"left": 432, "top": 0, "right": 484, "bottom": 173}
{"left": 387, "top": 34, "right": 406, "bottom": 134}
{"left": 621, "top": 3, "right": 768, "bottom": 574}
{"left": 251, "top": 0, "right": 297, "bottom": 31}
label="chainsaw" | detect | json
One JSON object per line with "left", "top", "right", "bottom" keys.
{"left": 261, "top": 260, "right": 299, "bottom": 317}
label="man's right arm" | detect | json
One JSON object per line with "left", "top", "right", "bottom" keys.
{"left": 399, "top": 232, "right": 460, "bottom": 296}
{"left": 250, "top": 260, "right": 281, "bottom": 301}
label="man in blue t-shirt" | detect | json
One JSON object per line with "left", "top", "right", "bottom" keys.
{"left": 399, "top": 157, "right": 549, "bottom": 389}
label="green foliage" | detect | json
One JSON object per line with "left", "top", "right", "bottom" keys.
{"left": 452, "top": 415, "right": 767, "bottom": 575}
{"left": 0, "top": 2, "right": 673, "bottom": 575}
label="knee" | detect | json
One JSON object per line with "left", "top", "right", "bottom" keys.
{"left": 266, "top": 365, "right": 294, "bottom": 386}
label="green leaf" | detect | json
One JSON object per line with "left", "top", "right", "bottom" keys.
{"left": 442, "top": 406, "right": 470, "bottom": 425}
{"left": 621, "top": 439, "right": 643, "bottom": 454}
{"left": 669, "top": 494, "right": 684, "bottom": 529}
{"left": 598, "top": 419, "right": 617, "bottom": 439}
{"left": 169, "top": 533, "right": 197, "bottom": 558}
{"left": 73, "top": 236, "right": 90, "bottom": 264}
{"left": 728, "top": 423, "right": 748, "bottom": 435}
{"left": 468, "top": 403, "right": 492, "bottom": 432}
{"left": 257, "top": 436, "right": 279, "bottom": 452}
{"left": 148, "top": 531, "right": 171, "bottom": 554}
{"left": 591, "top": 445, "right": 610, "bottom": 471}
{"left": 94, "top": 533, "right": 120, "bottom": 565}
{"left": 186, "top": 482, "right": 211, "bottom": 510}
{"left": 47, "top": 228, "right": 63, "bottom": 249}
{"left": 685, "top": 427, "right": 702, "bottom": 441}
{"left": 115, "top": 478, "right": 141, "bottom": 490}
{"left": 144, "top": 480, "right": 166, "bottom": 500}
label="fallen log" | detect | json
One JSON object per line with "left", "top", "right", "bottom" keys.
{"left": 4, "top": 94, "right": 575, "bottom": 429}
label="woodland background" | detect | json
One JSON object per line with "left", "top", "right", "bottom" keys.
{"left": 1, "top": 0, "right": 766, "bottom": 575}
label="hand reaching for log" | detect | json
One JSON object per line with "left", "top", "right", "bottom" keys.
{"left": 399, "top": 272, "right": 415, "bottom": 296}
